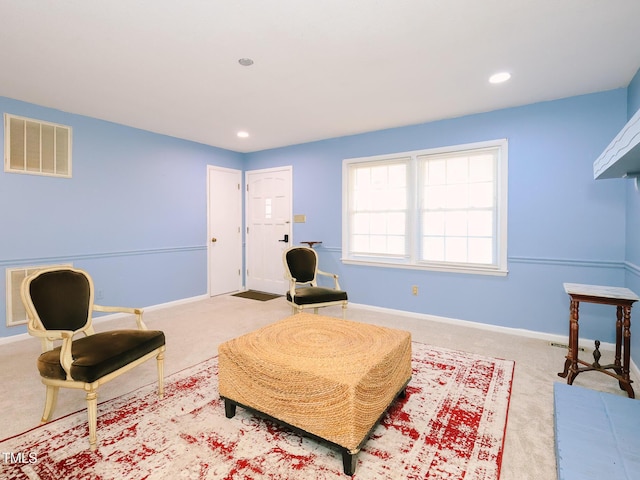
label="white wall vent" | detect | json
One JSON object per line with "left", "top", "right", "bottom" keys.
{"left": 4, "top": 113, "right": 72, "bottom": 177}
{"left": 5, "top": 264, "right": 72, "bottom": 327}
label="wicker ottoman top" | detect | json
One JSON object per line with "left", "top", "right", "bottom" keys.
{"left": 218, "top": 313, "right": 412, "bottom": 452}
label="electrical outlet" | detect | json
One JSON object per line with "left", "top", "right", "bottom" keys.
{"left": 412, "top": 285, "right": 418, "bottom": 296}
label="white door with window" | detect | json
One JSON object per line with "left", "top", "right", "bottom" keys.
{"left": 207, "top": 166, "right": 242, "bottom": 296}
{"left": 245, "top": 166, "right": 292, "bottom": 294}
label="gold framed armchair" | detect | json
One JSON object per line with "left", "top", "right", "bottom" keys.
{"left": 283, "top": 246, "right": 348, "bottom": 318}
{"left": 20, "top": 266, "right": 166, "bottom": 451}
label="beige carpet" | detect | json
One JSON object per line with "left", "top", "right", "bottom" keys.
{"left": 0, "top": 295, "right": 636, "bottom": 479}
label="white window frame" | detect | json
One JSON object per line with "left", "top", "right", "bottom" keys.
{"left": 342, "top": 139, "right": 508, "bottom": 276}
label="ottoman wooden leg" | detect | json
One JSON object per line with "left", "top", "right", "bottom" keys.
{"left": 342, "top": 449, "right": 358, "bottom": 476}
{"left": 224, "top": 398, "right": 237, "bottom": 418}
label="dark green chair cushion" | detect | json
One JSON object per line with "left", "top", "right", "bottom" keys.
{"left": 287, "top": 287, "right": 348, "bottom": 306}
{"left": 37, "top": 330, "right": 166, "bottom": 383}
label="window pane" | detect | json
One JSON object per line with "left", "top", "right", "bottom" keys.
{"left": 468, "top": 238, "right": 493, "bottom": 264}
{"left": 388, "top": 164, "right": 407, "bottom": 187}
{"left": 370, "top": 235, "right": 387, "bottom": 253}
{"left": 424, "top": 211, "right": 445, "bottom": 235}
{"left": 388, "top": 236, "right": 406, "bottom": 255}
{"left": 424, "top": 185, "right": 446, "bottom": 209}
{"left": 446, "top": 156, "right": 468, "bottom": 184}
{"left": 388, "top": 212, "right": 406, "bottom": 235}
{"left": 423, "top": 237, "right": 445, "bottom": 261}
{"left": 468, "top": 210, "right": 493, "bottom": 237}
{"left": 352, "top": 235, "right": 370, "bottom": 253}
{"left": 370, "top": 213, "right": 387, "bottom": 234}
{"left": 349, "top": 160, "right": 408, "bottom": 257}
{"left": 445, "top": 184, "right": 468, "bottom": 209}
{"left": 469, "top": 182, "right": 493, "bottom": 208}
{"left": 426, "top": 159, "right": 446, "bottom": 185}
{"left": 445, "top": 237, "right": 467, "bottom": 262}
{"left": 469, "top": 154, "right": 494, "bottom": 182}
{"left": 445, "top": 211, "right": 467, "bottom": 236}
{"left": 353, "top": 213, "right": 370, "bottom": 234}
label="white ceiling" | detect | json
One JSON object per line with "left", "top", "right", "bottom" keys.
{"left": 1, "top": 0, "right": 640, "bottom": 153}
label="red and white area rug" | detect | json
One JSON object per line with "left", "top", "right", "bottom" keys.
{"left": 1, "top": 343, "right": 514, "bottom": 479}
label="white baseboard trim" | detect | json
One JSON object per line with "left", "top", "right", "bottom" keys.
{"left": 350, "top": 302, "right": 640, "bottom": 381}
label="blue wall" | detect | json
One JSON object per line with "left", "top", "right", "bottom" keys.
{"left": 1, "top": 84, "right": 637, "bottom": 363}
{"left": 0, "top": 97, "right": 243, "bottom": 337}
{"left": 247, "top": 90, "right": 630, "bottom": 344}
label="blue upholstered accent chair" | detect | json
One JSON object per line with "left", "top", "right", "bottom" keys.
{"left": 283, "top": 246, "right": 348, "bottom": 318}
{"left": 21, "top": 267, "right": 166, "bottom": 451}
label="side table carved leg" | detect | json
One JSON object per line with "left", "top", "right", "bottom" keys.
{"left": 559, "top": 299, "right": 579, "bottom": 383}
{"left": 620, "top": 306, "right": 635, "bottom": 398}
{"left": 592, "top": 340, "right": 601, "bottom": 368}
{"left": 614, "top": 306, "right": 623, "bottom": 375}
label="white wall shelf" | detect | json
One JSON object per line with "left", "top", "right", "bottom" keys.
{"left": 594, "top": 108, "right": 640, "bottom": 179}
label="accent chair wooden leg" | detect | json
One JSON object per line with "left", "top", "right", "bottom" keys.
{"left": 41, "top": 385, "right": 59, "bottom": 423}
{"left": 86, "top": 390, "right": 98, "bottom": 451}
{"left": 157, "top": 350, "right": 165, "bottom": 398}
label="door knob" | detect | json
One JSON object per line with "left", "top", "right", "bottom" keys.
{"left": 211, "top": 237, "right": 217, "bottom": 243}
{"left": 278, "top": 234, "right": 289, "bottom": 243}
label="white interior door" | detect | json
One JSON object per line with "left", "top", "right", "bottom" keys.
{"left": 245, "top": 166, "right": 292, "bottom": 294}
{"left": 207, "top": 165, "right": 242, "bottom": 296}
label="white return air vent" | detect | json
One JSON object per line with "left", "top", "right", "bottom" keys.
{"left": 4, "top": 113, "right": 72, "bottom": 177}
{"left": 5, "top": 264, "right": 72, "bottom": 327}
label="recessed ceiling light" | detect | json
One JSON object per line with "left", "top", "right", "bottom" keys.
{"left": 489, "top": 72, "right": 511, "bottom": 84}
{"left": 237, "top": 131, "right": 249, "bottom": 138}
{"left": 238, "top": 58, "right": 254, "bottom": 67}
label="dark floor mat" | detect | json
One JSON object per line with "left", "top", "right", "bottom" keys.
{"left": 231, "top": 290, "right": 282, "bottom": 301}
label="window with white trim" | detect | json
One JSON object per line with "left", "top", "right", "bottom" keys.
{"left": 343, "top": 139, "right": 508, "bottom": 275}
{"left": 4, "top": 113, "right": 72, "bottom": 177}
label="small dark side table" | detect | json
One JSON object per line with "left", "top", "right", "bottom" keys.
{"left": 558, "top": 283, "right": 639, "bottom": 398}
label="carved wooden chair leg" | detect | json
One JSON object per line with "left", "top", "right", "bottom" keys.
{"left": 86, "top": 389, "right": 98, "bottom": 451}
{"left": 157, "top": 351, "right": 165, "bottom": 398}
{"left": 41, "top": 385, "right": 59, "bottom": 423}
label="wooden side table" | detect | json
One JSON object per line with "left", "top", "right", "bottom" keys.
{"left": 558, "top": 283, "right": 638, "bottom": 398}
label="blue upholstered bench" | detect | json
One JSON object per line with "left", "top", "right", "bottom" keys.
{"left": 554, "top": 383, "right": 640, "bottom": 479}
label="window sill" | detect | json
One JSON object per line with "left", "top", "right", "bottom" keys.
{"left": 341, "top": 257, "right": 508, "bottom": 276}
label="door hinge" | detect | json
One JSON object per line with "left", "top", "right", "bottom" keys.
{"left": 246, "top": 227, "right": 249, "bottom": 234}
